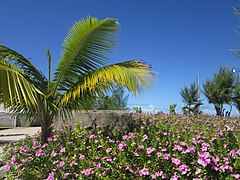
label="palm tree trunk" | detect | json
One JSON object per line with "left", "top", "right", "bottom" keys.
{"left": 41, "top": 116, "right": 52, "bottom": 143}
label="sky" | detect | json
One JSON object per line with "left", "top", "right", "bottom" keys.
{"left": 0, "top": 0, "right": 240, "bottom": 115}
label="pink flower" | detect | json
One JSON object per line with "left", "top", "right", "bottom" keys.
{"left": 180, "top": 142, "right": 188, "bottom": 147}
{"left": 139, "top": 168, "right": 149, "bottom": 176}
{"left": 195, "top": 169, "right": 201, "bottom": 175}
{"left": 95, "top": 163, "right": 101, "bottom": 169}
{"left": 156, "top": 152, "right": 162, "bottom": 157}
{"left": 123, "top": 135, "right": 129, "bottom": 140}
{"left": 47, "top": 172, "right": 54, "bottom": 180}
{"left": 231, "top": 174, "right": 240, "bottom": 179}
{"left": 170, "top": 172, "right": 180, "bottom": 180}
{"left": 191, "top": 138, "right": 197, "bottom": 144}
{"left": 155, "top": 171, "right": 165, "bottom": 179}
{"left": 138, "top": 145, "right": 144, "bottom": 149}
{"left": 129, "top": 132, "right": 135, "bottom": 138}
{"left": 59, "top": 161, "right": 65, "bottom": 167}
{"left": 64, "top": 172, "right": 70, "bottom": 178}
{"left": 173, "top": 145, "right": 183, "bottom": 151}
{"left": 198, "top": 152, "right": 210, "bottom": 167}
{"left": 79, "top": 155, "right": 85, "bottom": 160}
{"left": 147, "top": 147, "right": 155, "bottom": 154}
{"left": 60, "top": 147, "right": 66, "bottom": 153}
{"left": 118, "top": 141, "right": 126, "bottom": 151}
{"left": 89, "top": 134, "right": 96, "bottom": 139}
{"left": 178, "top": 164, "right": 189, "bottom": 175}
{"left": 81, "top": 168, "right": 93, "bottom": 176}
{"left": 19, "top": 146, "right": 28, "bottom": 154}
{"left": 11, "top": 155, "right": 17, "bottom": 163}
{"left": 36, "top": 149, "right": 44, "bottom": 157}
{"left": 142, "top": 134, "right": 148, "bottom": 141}
{"left": 163, "top": 153, "right": 170, "bottom": 160}
{"left": 220, "top": 164, "right": 233, "bottom": 172}
{"left": 133, "top": 152, "right": 139, "bottom": 156}
{"left": 106, "top": 147, "right": 112, "bottom": 153}
{"left": 163, "top": 132, "right": 168, "bottom": 136}
{"left": 171, "top": 158, "right": 181, "bottom": 166}
{"left": 5, "top": 162, "right": 11, "bottom": 171}
{"left": 70, "top": 161, "right": 78, "bottom": 166}
{"left": 229, "top": 150, "right": 237, "bottom": 158}
{"left": 51, "top": 150, "right": 57, "bottom": 157}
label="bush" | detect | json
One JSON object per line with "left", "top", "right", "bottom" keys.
{"left": 1, "top": 113, "right": 240, "bottom": 179}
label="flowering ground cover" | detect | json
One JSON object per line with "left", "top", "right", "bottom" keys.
{"left": 1, "top": 113, "right": 240, "bottom": 179}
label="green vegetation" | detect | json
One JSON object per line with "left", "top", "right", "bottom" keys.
{"left": 0, "top": 17, "right": 153, "bottom": 143}
{"left": 2, "top": 113, "right": 240, "bottom": 179}
{"left": 180, "top": 82, "right": 202, "bottom": 115}
{"left": 169, "top": 103, "right": 177, "bottom": 114}
{"left": 203, "top": 67, "right": 235, "bottom": 116}
{"left": 93, "top": 85, "right": 129, "bottom": 110}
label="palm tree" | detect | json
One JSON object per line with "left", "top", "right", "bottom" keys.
{"left": 0, "top": 17, "right": 153, "bottom": 143}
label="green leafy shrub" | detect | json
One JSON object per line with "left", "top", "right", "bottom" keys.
{"left": 1, "top": 114, "right": 240, "bottom": 179}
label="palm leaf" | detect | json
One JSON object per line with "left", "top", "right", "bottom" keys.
{"left": 58, "top": 60, "right": 153, "bottom": 107}
{"left": 0, "top": 45, "right": 47, "bottom": 90}
{"left": 0, "top": 58, "right": 42, "bottom": 111}
{"left": 50, "top": 17, "right": 119, "bottom": 96}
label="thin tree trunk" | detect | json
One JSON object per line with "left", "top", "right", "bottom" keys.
{"left": 41, "top": 116, "right": 52, "bottom": 143}
{"left": 215, "top": 105, "right": 222, "bottom": 116}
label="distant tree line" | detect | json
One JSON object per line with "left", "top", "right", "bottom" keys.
{"left": 180, "top": 67, "right": 240, "bottom": 116}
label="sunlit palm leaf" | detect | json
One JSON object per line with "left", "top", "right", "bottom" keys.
{"left": 58, "top": 60, "right": 153, "bottom": 107}
{"left": 51, "top": 17, "right": 119, "bottom": 96}
{"left": 0, "top": 58, "right": 41, "bottom": 110}
{"left": 0, "top": 45, "right": 47, "bottom": 90}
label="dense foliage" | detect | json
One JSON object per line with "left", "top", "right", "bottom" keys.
{"left": 93, "top": 85, "right": 129, "bottom": 110}
{"left": 203, "top": 67, "right": 235, "bottom": 116}
{"left": 180, "top": 82, "right": 202, "bottom": 115}
{"left": 1, "top": 113, "right": 239, "bottom": 179}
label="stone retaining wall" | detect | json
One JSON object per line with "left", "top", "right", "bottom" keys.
{"left": 53, "top": 110, "right": 130, "bottom": 130}
{"left": 0, "top": 110, "right": 130, "bottom": 129}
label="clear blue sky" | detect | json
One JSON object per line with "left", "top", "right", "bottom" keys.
{"left": 1, "top": 0, "right": 240, "bottom": 114}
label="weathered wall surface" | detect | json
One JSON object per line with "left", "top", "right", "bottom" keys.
{"left": 0, "top": 110, "right": 130, "bottom": 129}
{"left": 0, "top": 112, "right": 16, "bottom": 127}
{"left": 53, "top": 110, "right": 130, "bottom": 130}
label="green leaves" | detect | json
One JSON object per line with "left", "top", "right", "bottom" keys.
{"left": 58, "top": 60, "right": 153, "bottom": 107}
{"left": 0, "top": 45, "right": 47, "bottom": 90}
{"left": 51, "top": 17, "right": 119, "bottom": 96}
{"left": 203, "top": 67, "right": 236, "bottom": 116}
{"left": 0, "top": 58, "right": 41, "bottom": 110}
{"left": 0, "top": 16, "right": 153, "bottom": 142}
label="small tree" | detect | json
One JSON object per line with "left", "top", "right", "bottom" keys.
{"left": 180, "top": 82, "right": 202, "bottom": 115}
{"left": 203, "top": 67, "right": 235, "bottom": 116}
{"left": 93, "top": 85, "right": 129, "bottom": 110}
{"left": 169, "top": 104, "right": 177, "bottom": 114}
{"left": 233, "top": 75, "right": 240, "bottom": 113}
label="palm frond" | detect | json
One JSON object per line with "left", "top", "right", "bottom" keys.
{"left": 0, "top": 45, "right": 47, "bottom": 90}
{"left": 58, "top": 60, "right": 153, "bottom": 107}
{"left": 0, "top": 58, "right": 42, "bottom": 111}
{"left": 51, "top": 17, "right": 119, "bottom": 97}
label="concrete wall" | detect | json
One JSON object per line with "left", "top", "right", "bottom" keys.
{"left": 53, "top": 110, "right": 130, "bottom": 130}
{"left": 0, "top": 112, "right": 16, "bottom": 127}
{"left": 0, "top": 110, "right": 130, "bottom": 129}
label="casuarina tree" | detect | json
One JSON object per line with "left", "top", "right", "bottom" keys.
{"left": 180, "top": 82, "right": 202, "bottom": 115}
{"left": 0, "top": 17, "right": 153, "bottom": 143}
{"left": 203, "top": 67, "right": 235, "bottom": 116}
